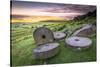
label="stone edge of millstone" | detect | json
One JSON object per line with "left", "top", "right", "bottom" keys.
{"left": 33, "top": 43, "right": 60, "bottom": 59}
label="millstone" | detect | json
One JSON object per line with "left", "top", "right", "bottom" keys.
{"left": 53, "top": 32, "right": 66, "bottom": 40}
{"left": 33, "top": 42, "right": 59, "bottom": 59}
{"left": 65, "top": 36, "right": 92, "bottom": 49}
{"left": 33, "top": 27, "right": 54, "bottom": 46}
{"left": 33, "top": 27, "right": 60, "bottom": 59}
{"left": 72, "top": 24, "right": 96, "bottom": 37}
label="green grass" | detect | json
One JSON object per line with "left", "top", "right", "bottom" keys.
{"left": 11, "top": 16, "right": 96, "bottom": 66}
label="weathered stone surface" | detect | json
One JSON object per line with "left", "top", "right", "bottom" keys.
{"left": 53, "top": 32, "right": 66, "bottom": 40}
{"left": 33, "top": 42, "right": 59, "bottom": 59}
{"left": 33, "top": 27, "right": 60, "bottom": 59}
{"left": 33, "top": 27, "right": 54, "bottom": 46}
{"left": 72, "top": 24, "right": 96, "bottom": 37}
{"left": 65, "top": 36, "right": 92, "bottom": 49}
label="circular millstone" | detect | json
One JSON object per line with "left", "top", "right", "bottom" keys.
{"left": 72, "top": 24, "right": 96, "bottom": 37}
{"left": 53, "top": 32, "right": 66, "bottom": 40}
{"left": 33, "top": 42, "right": 59, "bottom": 59}
{"left": 33, "top": 27, "right": 54, "bottom": 46}
{"left": 65, "top": 36, "right": 92, "bottom": 49}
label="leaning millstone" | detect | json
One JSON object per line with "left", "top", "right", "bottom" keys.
{"left": 33, "top": 27, "right": 54, "bottom": 46}
{"left": 65, "top": 36, "right": 92, "bottom": 50}
{"left": 33, "top": 42, "right": 59, "bottom": 59}
{"left": 72, "top": 24, "right": 96, "bottom": 37}
{"left": 53, "top": 32, "right": 66, "bottom": 40}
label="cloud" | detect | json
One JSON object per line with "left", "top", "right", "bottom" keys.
{"left": 11, "top": 1, "right": 96, "bottom": 17}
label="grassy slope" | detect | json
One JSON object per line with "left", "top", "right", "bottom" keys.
{"left": 11, "top": 16, "right": 96, "bottom": 66}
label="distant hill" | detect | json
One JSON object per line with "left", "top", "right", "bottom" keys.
{"left": 39, "top": 20, "right": 67, "bottom": 23}
{"left": 73, "top": 10, "right": 96, "bottom": 20}
{"left": 11, "top": 15, "right": 66, "bottom": 23}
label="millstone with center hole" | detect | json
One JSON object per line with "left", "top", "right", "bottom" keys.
{"left": 53, "top": 32, "right": 66, "bottom": 40}
{"left": 33, "top": 27, "right": 54, "bottom": 46}
{"left": 65, "top": 36, "right": 92, "bottom": 50}
{"left": 33, "top": 27, "right": 60, "bottom": 59}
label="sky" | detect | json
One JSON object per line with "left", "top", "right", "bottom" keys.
{"left": 11, "top": 1, "right": 96, "bottom": 17}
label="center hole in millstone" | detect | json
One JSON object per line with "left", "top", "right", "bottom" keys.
{"left": 42, "top": 35, "right": 46, "bottom": 39}
{"left": 75, "top": 39, "right": 79, "bottom": 41}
